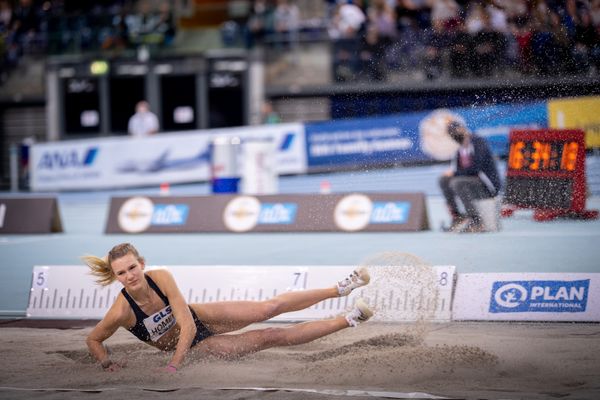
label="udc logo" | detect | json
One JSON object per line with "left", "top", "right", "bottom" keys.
{"left": 493, "top": 283, "right": 528, "bottom": 309}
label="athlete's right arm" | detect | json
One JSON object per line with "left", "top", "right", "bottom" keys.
{"left": 86, "top": 305, "right": 126, "bottom": 371}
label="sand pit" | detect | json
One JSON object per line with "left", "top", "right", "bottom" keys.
{"left": 2, "top": 255, "right": 598, "bottom": 399}
{"left": 1, "top": 321, "right": 599, "bottom": 399}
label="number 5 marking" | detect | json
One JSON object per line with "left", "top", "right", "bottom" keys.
{"left": 34, "top": 270, "right": 48, "bottom": 289}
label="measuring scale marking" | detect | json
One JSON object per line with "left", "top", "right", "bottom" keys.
{"left": 27, "top": 265, "right": 455, "bottom": 321}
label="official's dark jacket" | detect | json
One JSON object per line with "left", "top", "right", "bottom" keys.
{"left": 452, "top": 134, "right": 502, "bottom": 196}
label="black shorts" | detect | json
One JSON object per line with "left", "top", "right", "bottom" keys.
{"left": 189, "top": 307, "right": 214, "bottom": 347}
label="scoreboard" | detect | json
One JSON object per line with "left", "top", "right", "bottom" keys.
{"left": 503, "top": 129, "right": 598, "bottom": 221}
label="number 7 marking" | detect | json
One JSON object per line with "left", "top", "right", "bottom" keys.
{"left": 293, "top": 272, "right": 301, "bottom": 286}
{"left": 291, "top": 270, "right": 308, "bottom": 290}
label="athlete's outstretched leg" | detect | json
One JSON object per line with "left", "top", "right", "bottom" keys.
{"left": 191, "top": 268, "right": 370, "bottom": 334}
{"left": 194, "top": 300, "right": 373, "bottom": 359}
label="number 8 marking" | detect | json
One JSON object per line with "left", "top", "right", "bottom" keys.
{"left": 439, "top": 272, "right": 448, "bottom": 286}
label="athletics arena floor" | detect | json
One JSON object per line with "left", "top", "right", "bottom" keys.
{"left": 0, "top": 158, "right": 599, "bottom": 399}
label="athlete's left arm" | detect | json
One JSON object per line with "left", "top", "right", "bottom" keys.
{"left": 153, "top": 269, "right": 196, "bottom": 370}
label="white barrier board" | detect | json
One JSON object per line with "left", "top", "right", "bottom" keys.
{"left": 27, "top": 265, "right": 455, "bottom": 322}
{"left": 453, "top": 273, "right": 600, "bottom": 321}
{"left": 30, "top": 124, "right": 306, "bottom": 191}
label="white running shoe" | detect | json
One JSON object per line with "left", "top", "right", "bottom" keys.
{"left": 345, "top": 298, "right": 374, "bottom": 327}
{"left": 336, "top": 267, "right": 370, "bottom": 296}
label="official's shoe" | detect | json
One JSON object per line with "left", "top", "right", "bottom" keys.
{"left": 459, "top": 219, "right": 487, "bottom": 233}
{"left": 442, "top": 215, "right": 469, "bottom": 232}
{"left": 345, "top": 298, "right": 374, "bottom": 327}
{"left": 336, "top": 267, "right": 370, "bottom": 296}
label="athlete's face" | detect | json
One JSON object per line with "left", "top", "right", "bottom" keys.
{"left": 111, "top": 253, "right": 145, "bottom": 289}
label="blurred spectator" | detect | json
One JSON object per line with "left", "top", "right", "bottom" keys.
{"left": 102, "top": 7, "right": 131, "bottom": 51}
{"left": 510, "top": 12, "right": 534, "bottom": 74}
{"left": 359, "top": 24, "right": 386, "bottom": 80}
{"left": 368, "top": 0, "right": 397, "bottom": 41}
{"left": 472, "top": 8, "right": 507, "bottom": 76}
{"left": 328, "top": 0, "right": 366, "bottom": 39}
{"left": 128, "top": 100, "right": 159, "bottom": 138}
{"left": 592, "top": 0, "right": 600, "bottom": 26}
{"left": 485, "top": 1, "right": 509, "bottom": 33}
{"left": 547, "top": 9, "right": 575, "bottom": 73}
{"left": 246, "top": 0, "right": 274, "bottom": 48}
{"left": 573, "top": 8, "right": 600, "bottom": 73}
{"left": 0, "top": 0, "right": 12, "bottom": 33}
{"left": 329, "top": 0, "right": 366, "bottom": 82}
{"left": 391, "top": 0, "right": 427, "bottom": 73}
{"left": 395, "top": 0, "right": 430, "bottom": 31}
{"left": 448, "top": 18, "right": 472, "bottom": 78}
{"left": 261, "top": 100, "right": 281, "bottom": 124}
{"left": 7, "top": 0, "right": 41, "bottom": 66}
{"left": 529, "top": 12, "right": 554, "bottom": 75}
{"left": 0, "top": 0, "right": 10, "bottom": 82}
{"left": 273, "top": 0, "right": 300, "bottom": 46}
{"left": 9, "top": 0, "right": 40, "bottom": 39}
{"left": 527, "top": 3, "right": 580, "bottom": 76}
{"left": 126, "top": 0, "right": 160, "bottom": 46}
{"left": 465, "top": 2, "right": 487, "bottom": 33}
{"left": 360, "top": 0, "right": 396, "bottom": 80}
{"left": 154, "top": 2, "right": 176, "bottom": 46}
{"left": 428, "top": 0, "right": 461, "bottom": 31}
{"left": 422, "top": 19, "right": 450, "bottom": 79}
{"left": 498, "top": 0, "right": 529, "bottom": 22}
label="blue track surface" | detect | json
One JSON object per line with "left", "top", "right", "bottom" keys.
{"left": 1, "top": 157, "right": 599, "bottom": 317}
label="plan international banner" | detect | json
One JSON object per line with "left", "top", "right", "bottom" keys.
{"left": 453, "top": 273, "right": 600, "bottom": 321}
{"left": 29, "top": 124, "right": 306, "bottom": 191}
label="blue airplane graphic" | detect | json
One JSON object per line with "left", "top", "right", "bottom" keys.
{"left": 116, "top": 148, "right": 210, "bottom": 174}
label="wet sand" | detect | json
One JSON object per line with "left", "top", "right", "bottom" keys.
{"left": 1, "top": 321, "right": 599, "bottom": 399}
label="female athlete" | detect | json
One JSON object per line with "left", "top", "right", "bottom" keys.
{"left": 83, "top": 243, "right": 373, "bottom": 372}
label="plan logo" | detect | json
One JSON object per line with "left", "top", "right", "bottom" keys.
{"left": 489, "top": 280, "right": 590, "bottom": 313}
{"left": 37, "top": 147, "right": 98, "bottom": 169}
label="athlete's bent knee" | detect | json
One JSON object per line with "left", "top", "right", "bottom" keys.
{"left": 260, "top": 299, "right": 281, "bottom": 320}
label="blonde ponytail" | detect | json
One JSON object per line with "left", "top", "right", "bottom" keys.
{"left": 82, "top": 254, "right": 115, "bottom": 286}
{"left": 82, "top": 243, "right": 144, "bottom": 286}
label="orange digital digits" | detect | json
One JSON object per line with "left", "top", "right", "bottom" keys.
{"left": 508, "top": 141, "right": 525, "bottom": 170}
{"left": 509, "top": 140, "right": 578, "bottom": 172}
{"left": 560, "top": 142, "right": 578, "bottom": 171}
